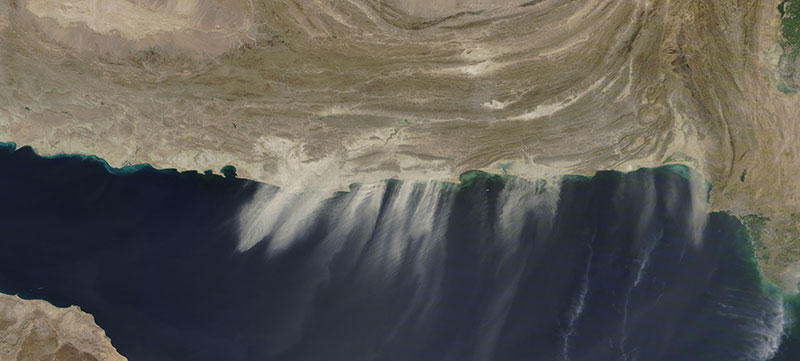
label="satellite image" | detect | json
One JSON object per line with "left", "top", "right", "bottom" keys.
{"left": 0, "top": 0, "right": 799, "bottom": 360}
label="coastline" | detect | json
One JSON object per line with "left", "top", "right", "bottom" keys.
{"left": 0, "top": 142, "right": 791, "bottom": 295}
{"left": 0, "top": 141, "right": 785, "bottom": 291}
{"left": 0, "top": 292, "right": 126, "bottom": 361}
{"left": 0, "top": 142, "right": 797, "bottom": 359}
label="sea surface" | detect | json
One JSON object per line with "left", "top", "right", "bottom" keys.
{"left": 1, "top": 142, "right": 799, "bottom": 361}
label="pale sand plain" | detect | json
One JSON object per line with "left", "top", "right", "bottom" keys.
{"left": 1, "top": 0, "right": 799, "bottom": 355}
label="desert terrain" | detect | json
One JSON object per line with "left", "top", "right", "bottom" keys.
{"left": 1, "top": 0, "right": 799, "bottom": 354}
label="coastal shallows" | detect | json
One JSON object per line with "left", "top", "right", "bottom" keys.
{"left": 0, "top": 144, "right": 797, "bottom": 361}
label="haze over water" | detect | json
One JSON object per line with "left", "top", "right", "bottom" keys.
{"left": 0, "top": 143, "right": 798, "bottom": 361}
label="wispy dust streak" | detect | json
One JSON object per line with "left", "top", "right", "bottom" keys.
{"left": 474, "top": 177, "right": 561, "bottom": 361}
{"left": 236, "top": 185, "right": 282, "bottom": 252}
{"left": 612, "top": 172, "right": 661, "bottom": 359}
{"left": 559, "top": 234, "right": 595, "bottom": 361}
{"left": 686, "top": 171, "right": 710, "bottom": 247}
{"left": 232, "top": 171, "right": 782, "bottom": 361}
{"left": 715, "top": 290, "right": 785, "bottom": 361}
{"left": 384, "top": 181, "right": 454, "bottom": 343}
{"left": 268, "top": 191, "right": 327, "bottom": 255}
{"left": 235, "top": 186, "right": 328, "bottom": 255}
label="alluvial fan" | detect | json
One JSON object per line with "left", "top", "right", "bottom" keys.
{"left": 0, "top": 147, "right": 792, "bottom": 361}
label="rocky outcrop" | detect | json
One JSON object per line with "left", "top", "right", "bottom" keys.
{"left": 0, "top": 293, "right": 125, "bottom": 361}
{"left": 0, "top": 1, "right": 798, "bottom": 288}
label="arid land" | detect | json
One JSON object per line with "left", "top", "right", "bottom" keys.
{"left": 0, "top": 293, "right": 126, "bottom": 361}
{"left": 1, "top": 1, "right": 800, "bottom": 351}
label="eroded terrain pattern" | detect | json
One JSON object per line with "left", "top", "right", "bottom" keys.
{"left": 0, "top": 1, "right": 798, "bottom": 284}
{"left": 0, "top": 293, "right": 126, "bottom": 361}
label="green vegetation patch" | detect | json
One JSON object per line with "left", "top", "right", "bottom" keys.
{"left": 780, "top": 1, "right": 800, "bottom": 56}
{"left": 779, "top": 1, "right": 800, "bottom": 92}
{"left": 498, "top": 162, "right": 512, "bottom": 175}
{"left": 739, "top": 214, "right": 771, "bottom": 261}
{"left": 779, "top": 81, "right": 798, "bottom": 94}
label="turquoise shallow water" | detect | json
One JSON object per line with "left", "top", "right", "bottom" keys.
{"left": 0, "top": 142, "right": 797, "bottom": 361}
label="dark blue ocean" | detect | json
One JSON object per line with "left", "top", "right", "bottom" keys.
{"left": 1, "top": 143, "right": 799, "bottom": 361}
